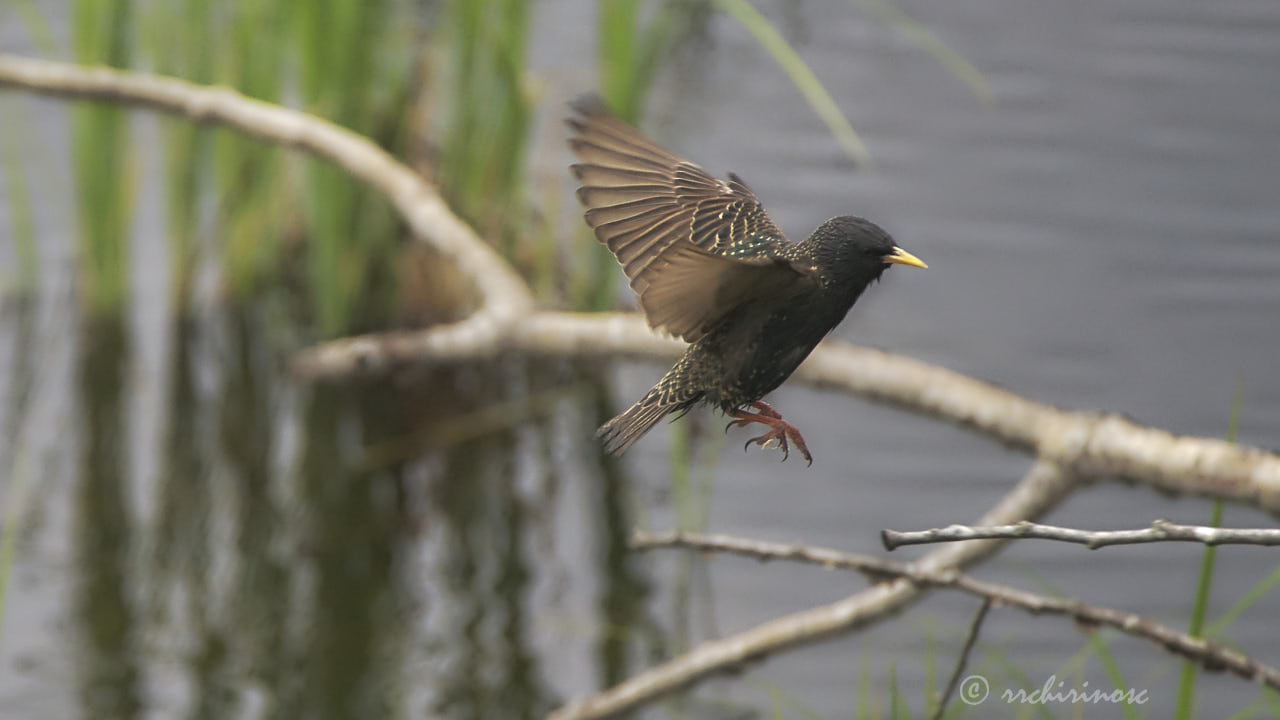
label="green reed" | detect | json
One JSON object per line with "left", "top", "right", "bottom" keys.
{"left": 144, "top": 0, "right": 212, "bottom": 306}
{"left": 146, "top": 0, "right": 419, "bottom": 333}
{"left": 1, "top": 102, "right": 37, "bottom": 295}
{"left": 437, "top": 0, "right": 535, "bottom": 262}
{"left": 598, "top": 0, "right": 704, "bottom": 124}
{"left": 2, "top": 0, "right": 55, "bottom": 296}
{"left": 1174, "top": 386, "right": 1243, "bottom": 720}
{"left": 849, "top": 0, "right": 993, "bottom": 102}
{"left": 297, "top": 0, "right": 414, "bottom": 335}
{"left": 71, "top": 0, "right": 134, "bottom": 316}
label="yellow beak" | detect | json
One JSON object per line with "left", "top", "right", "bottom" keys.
{"left": 883, "top": 246, "right": 928, "bottom": 269}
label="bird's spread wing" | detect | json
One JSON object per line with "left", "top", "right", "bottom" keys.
{"left": 568, "top": 94, "right": 806, "bottom": 342}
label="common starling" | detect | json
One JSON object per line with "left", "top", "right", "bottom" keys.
{"left": 568, "top": 94, "right": 926, "bottom": 465}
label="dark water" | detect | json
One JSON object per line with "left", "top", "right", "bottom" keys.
{"left": 4, "top": 0, "right": 1280, "bottom": 718}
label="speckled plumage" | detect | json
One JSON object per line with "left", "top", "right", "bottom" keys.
{"left": 568, "top": 94, "right": 926, "bottom": 463}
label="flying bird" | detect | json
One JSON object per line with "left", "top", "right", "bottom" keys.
{"left": 567, "top": 94, "right": 926, "bottom": 465}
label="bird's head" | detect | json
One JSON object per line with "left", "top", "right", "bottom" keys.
{"left": 811, "top": 215, "right": 927, "bottom": 289}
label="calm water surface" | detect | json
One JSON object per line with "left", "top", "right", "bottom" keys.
{"left": 3, "top": 0, "right": 1279, "bottom": 718}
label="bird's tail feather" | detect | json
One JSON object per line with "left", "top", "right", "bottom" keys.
{"left": 597, "top": 386, "right": 690, "bottom": 456}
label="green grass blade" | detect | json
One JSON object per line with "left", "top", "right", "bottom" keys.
{"left": 599, "top": 0, "right": 641, "bottom": 122}
{"left": 1223, "top": 684, "right": 1280, "bottom": 720}
{"left": 0, "top": 100, "right": 38, "bottom": 295}
{"left": 1022, "top": 568, "right": 1140, "bottom": 720}
{"left": 770, "top": 684, "right": 786, "bottom": 719}
{"left": 754, "top": 677, "right": 827, "bottom": 720}
{"left": 857, "top": 647, "right": 874, "bottom": 720}
{"left": 888, "top": 661, "right": 911, "bottom": 720}
{"left": 1176, "top": 497, "right": 1222, "bottom": 649}
{"left": 145, "top": 0, "right": 214, "bottom": 306}
{"left": 985, "top": 644, "right": 1057, "bottom": 720}
{"left": 713, "top": 0, "right": 873, "bottom": 167}
{"left": 669, "top": 416, "right": 695, "bottom": 530}
{"left": 1088, "top": 632, "right": 1142, "bottom": 720}
{"left": 848, "top": 0, "right": 993, "bottom": 102}
{"left": 0, "top": 441, "right": 32, "bottom": 645}
{"left": 1175, "top": 386, "right": 1242, "bottom": 720}
{"left": 71, "top": 0, "right": 135, "bottom": 316}
{"left": 923, "top": 626, "right": 938, "bottom": 716}
{"left": 1205, "top": 563, "right": 1280, "bottom": 639}
{"left": 6, "top": 0, "right": 60, "bottom": 55}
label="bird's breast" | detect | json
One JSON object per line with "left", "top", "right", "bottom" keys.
{"left": 708, "top": 298, "right": 836, "bottom": 408}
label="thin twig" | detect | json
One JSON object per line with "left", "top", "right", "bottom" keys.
{"left": 628, "top": 530, "right": 1280, "bottom": 692}
{"left": 882, "top": 519, "right": 1280, "bottom": 550}
{"left": 548, "top": 460, "right": 1080, "bottom": 719}
{"left": 931, "top": 598, "right": 992, "bottom": 720}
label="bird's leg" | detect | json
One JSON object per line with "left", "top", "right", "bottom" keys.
{"left": 748, "top": 400, "right": 783, "bottom": 419}
{"left": 724, "top": 400, "right": 782, "bottom": 429}
{"left": 725, "top": 402, "right": 813, "bottom": 465}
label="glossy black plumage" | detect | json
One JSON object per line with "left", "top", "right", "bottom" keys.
{"left": 568, "top": 94, "right": 926, "bottom": 464}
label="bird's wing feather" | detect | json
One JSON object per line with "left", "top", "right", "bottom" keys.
{"left": 568, "top": 93, "right": 794, "bottom": 341}
{"left": 635, "top": 240, "right": 809, "bottom": 343}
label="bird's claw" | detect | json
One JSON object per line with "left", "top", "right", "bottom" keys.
{"left": 743, "top": 433, "right": 788, "bottom": 461}
{"left": 727, "top": 403, "right": 814, "bottom": 465}
{"left": 742, "top": 426, "right": 811, "bottom": 465}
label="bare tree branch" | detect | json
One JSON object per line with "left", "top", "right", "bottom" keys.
{"left": 930, "top": 598, "right": 991, "bottom": 720}
{"left": 300, "top": 311, "right": 1280, "bottom": 511}
{"left": 547, "top": 460, "right": 1081, "bottom": 720}
{"left": 304, "top": 312, "right": 1280, "bottom": 512}
{"left": 627, "top": 530, "right": 1280, "bottom": 693}
{"left": 883, "top": 519, "right": 1280, "bottom": 550}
